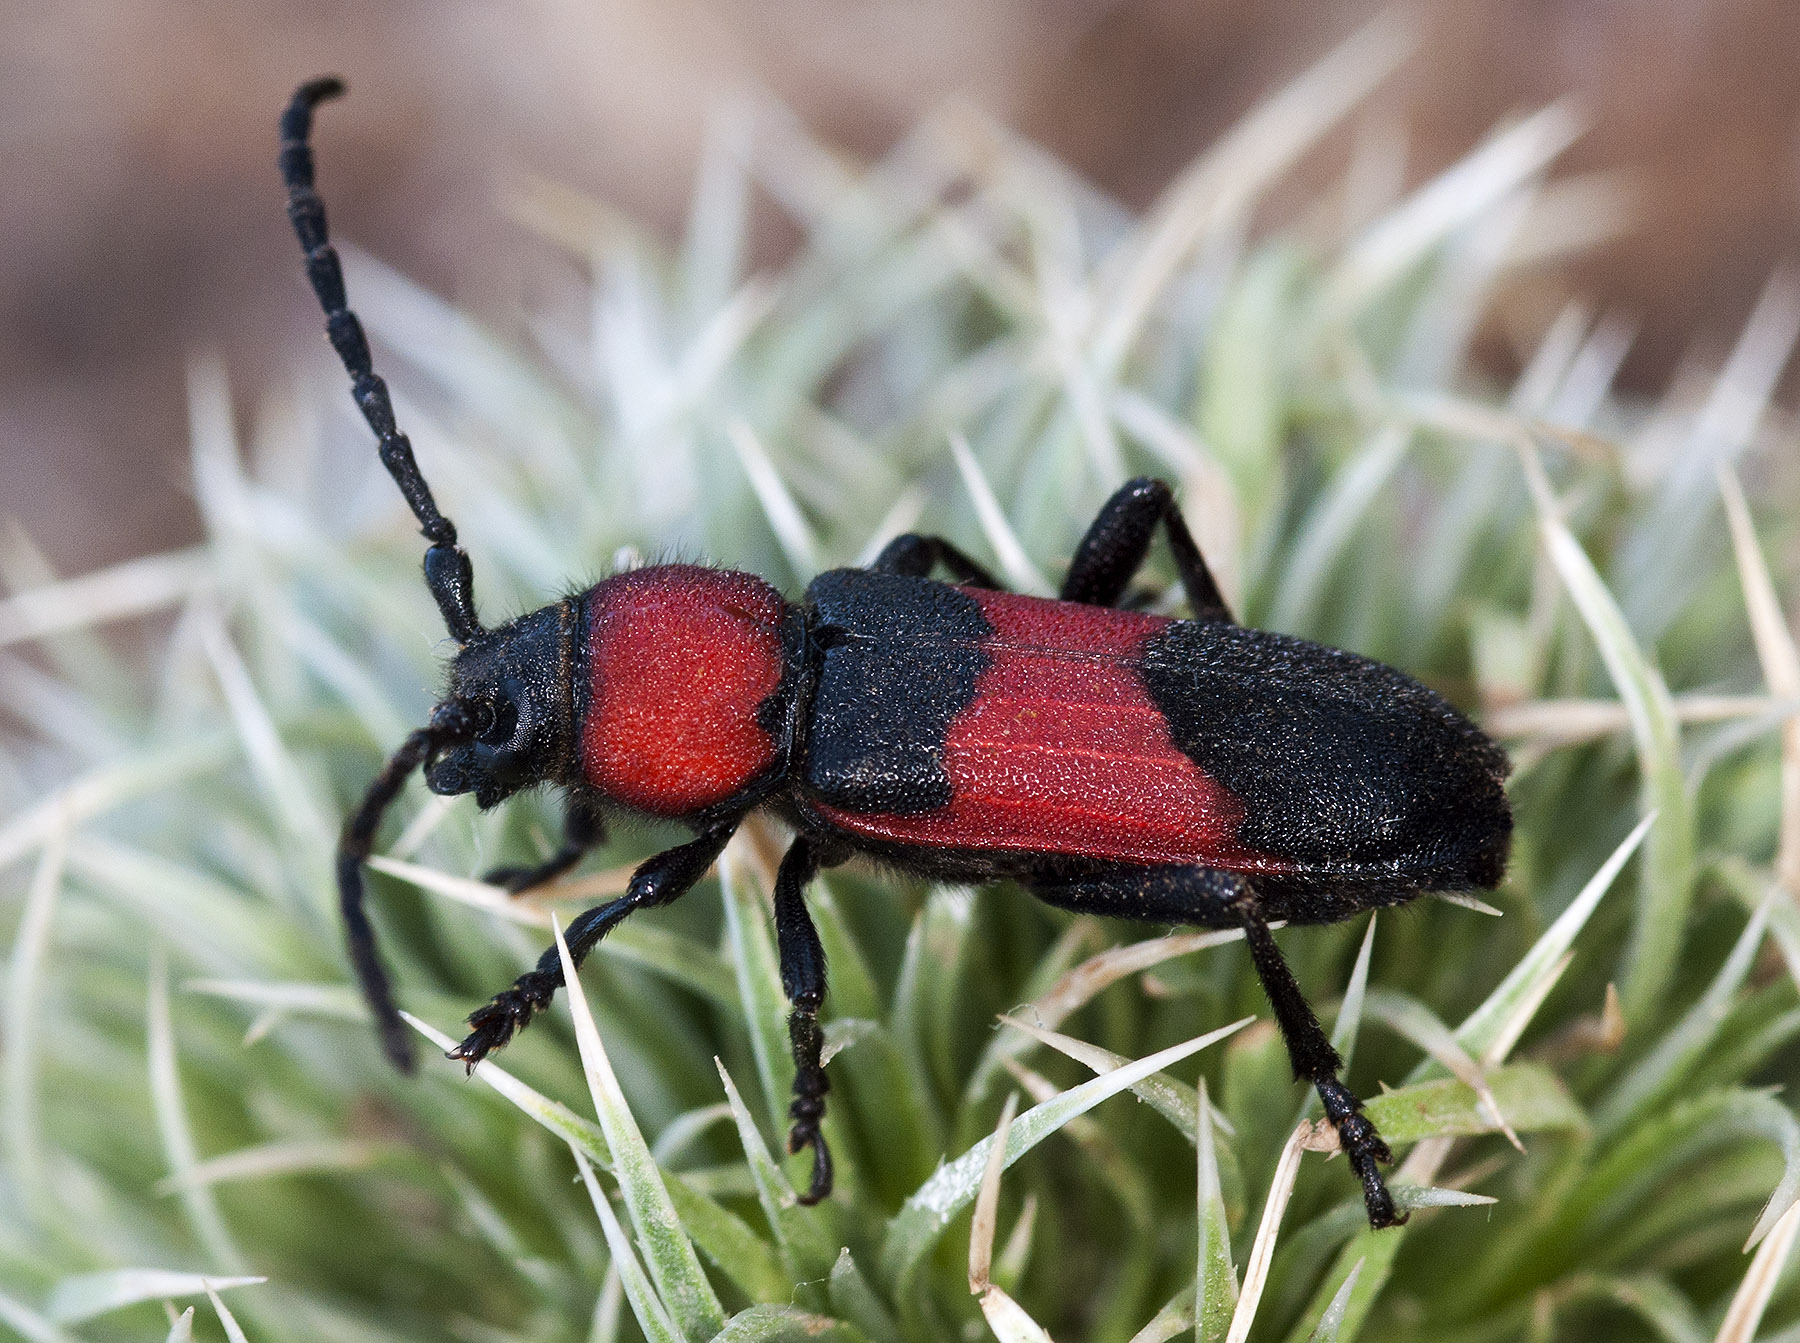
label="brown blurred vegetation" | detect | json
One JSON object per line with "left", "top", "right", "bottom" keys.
{"left": 3, "top": 0, "right": 1796, "bottom": 574}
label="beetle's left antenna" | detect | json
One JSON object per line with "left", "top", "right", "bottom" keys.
{"left": 279, "top": 77, "right": 484, "bottom": 645}
{"left": 283, "top": 79, "right": 490, "bottom": 1072}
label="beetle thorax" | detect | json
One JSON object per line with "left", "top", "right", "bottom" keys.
{"left": 579, "top": 565, "right": 790, "bottom": 817}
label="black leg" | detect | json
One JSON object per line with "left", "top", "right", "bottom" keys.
{"left": 280, "top": 79, "right": 483, "bottom": 644}
{"left": 1029, "top": 865, "right": 1401, "bottom": 1229}
{"left": 771, "top": 838, "right": 838, "bottom": 1204}
{"left": 1231, "top": 892, "right": 1401, "bottom": 1229}
{"left": 484, "top": 797, "right": 606, "bottom": 894}
{"left": 871, "top": 534, "right": 1001, "bottom": 588}
{"left": 1061, "top": 477, "right": 1232, "bottom": 622}
{"left": 449, "top": 824, "right": 735, "bottom": 1067}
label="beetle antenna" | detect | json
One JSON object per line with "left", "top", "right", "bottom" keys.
{"left": 338, "top": 700, "right": 485, "bottom": 1071}
{"left": 279, "top": 77, "right": 485, "bottom": 645}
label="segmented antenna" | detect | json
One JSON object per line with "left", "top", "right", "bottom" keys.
{"left": 282, "top": 78, "right": 493, "bottom": 1071}
{"left": 279, "top": 78, "right": 484, "bottom": 644}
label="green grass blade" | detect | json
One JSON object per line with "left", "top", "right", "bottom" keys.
{"left": 828, "top": 1250, "right": 902, "bottom": 1343}
{"left": 572, "top": 1146, "right": 682, "bottom": 1343}
{"left": 720, "top": 847, "right": 794, "bottom": 1135}
{"left": 3, "top": 826, "right": 65, "bottom": 1212}
{"left": 1196, "top": 1078, "right": 1238, "bottom": 1343}
{"left": 146, "top": 951, "right": 246, "bottom": 1275}
{"left": 554, "top": 918, "right": 728, "bottom": 1342}
{"left": 1714, "top": 1201, "right": 1800, "bottom": 1343}
{"left": 710, "top": 1305, "right": 874, "bottom": 1343}
{"left": 44, "top": 1273, "right": 265, "bottom": 1325}
{"left": 408, "top": 1015, "right": 789, "bottom": 1304}
{"left": 1593, "top": 899, "right": 1771, "bottom": 1135}
{"left": 1455, "top": 811, "right": 1655, "bottom": 1065}
{"left": 1361, "top": 1062, "right": 1584, "bottom": 1147}
{"left": 880, "top": 1021, "right": 1249, "bottom": 1287}
{"left": 715, "top": 1057, "right": 838, "bottom": 1285}
{"left": 204, "top": 1285, "right": 250, "bottom": 1343}
{"left": 0, "top": 1291, "right": 77, "bottom": 1343}
{"left": 1306, "top": 1259, "right": 1364, "bottom": 1343}
{"left": 1518, "top": 437, "right": 1692, "bottom": 1024}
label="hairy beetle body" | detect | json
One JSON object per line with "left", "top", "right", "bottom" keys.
{"left": 283, "top": 79, "right": 1513, "bottom": 1232}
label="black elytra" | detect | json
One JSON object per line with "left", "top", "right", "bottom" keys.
{"left": 283, "top": 79, "right": 1512, "bottom": 1228}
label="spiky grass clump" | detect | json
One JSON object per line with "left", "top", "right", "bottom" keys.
{"left": 4, "top": 18, "right": 1800, "bottom": 1343}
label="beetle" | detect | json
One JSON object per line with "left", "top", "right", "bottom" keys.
{"left": 281, "top": 77, "right": 1511, "bottom": 1230}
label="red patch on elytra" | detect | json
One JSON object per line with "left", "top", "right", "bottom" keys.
{"left": 812, "top": 587, "right": 1285, "bottom": 871}
{"left": 581, "top": 566, "right": 787, "bottom": 816}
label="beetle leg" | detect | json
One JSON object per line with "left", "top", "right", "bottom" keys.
{"left": 1062, "top": 477, "right": 1232, "bottom": 621}
{"left": 1029, "top": 865, "right": 1402, "bottom": 1230}
{"left": 484, "top": 796, "right": 606, "bottom": 894}
{"left": 771, "top": 836, "right": 839, "bottom": 1204}
{"left": 1228, "top": 888, "right": 1403, "bottom": 1230}
{"left": 870, "top": 534, "right": 1002, "bottom": 588}
{"left": 450, "top": 823, "right": 734, "bottom": 1068}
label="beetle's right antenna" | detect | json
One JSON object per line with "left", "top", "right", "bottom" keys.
{"left": 279, "top": 77, "right": 484, "bottom": 645}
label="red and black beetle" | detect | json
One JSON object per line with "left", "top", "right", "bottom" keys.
{"left": 282, "top": 78, "right": 1511, "bottom": 1230}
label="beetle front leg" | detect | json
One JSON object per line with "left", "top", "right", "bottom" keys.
{"left": 770, "top": 837, "right": 836, "bottom": 1204}
{"left": 1063, "top": 476, "right": 1232, "bottom": 621}
{"left": 451, "top": 823, "right": 733, "bottom": 1067}
{"left": 484, "top": 795, "right": 605, "bottom": 894}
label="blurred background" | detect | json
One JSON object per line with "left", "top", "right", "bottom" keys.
{"left": 3, "top": 0, "right": 1798, "bottom": 579}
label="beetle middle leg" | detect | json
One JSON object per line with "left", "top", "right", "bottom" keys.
{"left": 450, "top": 823, "right": 735, "bottom": 1067}
{"left": 769, "top": 835, "right": 846, "bottom": 1204}
{"left": 1029, "top": 864, "right": 1402, "bottom": 1230}
{"left": 484, "top": 796, "right": 605, "bottom": 894}
{"left": 1062, "top": 476, "right": 1232, "bottom": 621}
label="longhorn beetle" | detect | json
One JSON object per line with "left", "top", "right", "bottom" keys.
{"left": 281, "top": 77, "right": 1511, "bottom": 1229}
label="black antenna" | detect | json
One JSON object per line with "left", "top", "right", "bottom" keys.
{"left": 283, "top": 79, "right": 493, "bottom": 1070}
{"left": 279, "top": 77, "right": 483, "bottom": 644}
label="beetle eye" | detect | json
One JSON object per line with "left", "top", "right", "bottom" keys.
{"left": 478, "top": 697, "right": 518, "bottom": 747}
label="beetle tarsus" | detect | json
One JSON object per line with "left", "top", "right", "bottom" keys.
{"left": 788, "top": 1104, "right": 834, "bottom": 1206}
{"left": 450, "top": 971, "right": 558, "bottom": 1070}
{"left": 1318, "top": 1076, "right": 1406, "bottom": 1229}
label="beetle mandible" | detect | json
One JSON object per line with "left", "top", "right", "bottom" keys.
{"left": 280, "top": 78, "right": 1512, "bottom": 1230}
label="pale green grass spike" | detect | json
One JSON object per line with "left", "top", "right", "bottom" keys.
{"left": 1195, "top": 1078, "right": 1237, "bottom": 1343}
{"left": 881, "top": 1021, "right": 1248, "bottom": 1286}
{"left": 1518, "top": 434, "right": 1692, "bottom": 1024}
{"left": 44, "top": 1273, "right": 265, "bottom": 1326}
{"left": 147, "top": 951, "right": 247, "bottom": 1276}
{"left": 553, "top": 917, "right": 727, "bottom": 1342}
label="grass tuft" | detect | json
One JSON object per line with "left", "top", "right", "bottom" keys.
{"left": 3, "top": 18, "right": 1800, "bottom": 1342}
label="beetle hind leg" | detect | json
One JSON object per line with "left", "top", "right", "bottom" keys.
{"left": 1232, "top": 894, "right": 1402, "bottom": 1229}
{"left": 1029, "top": 864, "right": 1402, "bottom": 1230}
{"left": 1062, "top": 477, "right": 1232, "bottom": 621}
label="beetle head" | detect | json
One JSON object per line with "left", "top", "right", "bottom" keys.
{"left": 423, "top": 601, "right": 575, "bottom": 808}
